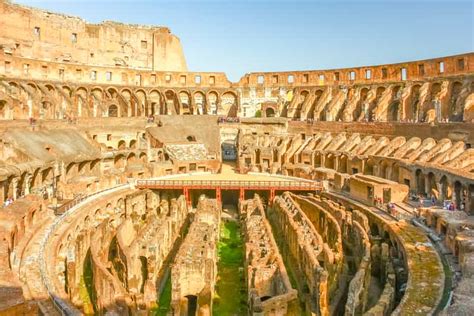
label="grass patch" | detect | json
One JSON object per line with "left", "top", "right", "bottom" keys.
{"left": 152, "top": 274, "right": 172, "bottom": 316}
{"left": 213, "top": 221, "right": 247, "bottom": 315}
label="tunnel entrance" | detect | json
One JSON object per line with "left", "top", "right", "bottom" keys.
{"left": 221, "top": 190, "right": 239, "bottom": 205}
{"left": 185, "top": 295, "right": 198, "bottom": 316}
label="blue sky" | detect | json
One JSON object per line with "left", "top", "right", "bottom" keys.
{"left": 15, "top": 0, "right": 474, "bottom": 81}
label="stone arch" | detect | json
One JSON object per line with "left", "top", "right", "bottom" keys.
{"left": 426, "top": 172, "right": 438, "bottom": 199}
{"left": 439, "top": 175, "right": 450, "bottom": 201}
{"left": 178, "top": 90, "right": 192, "bottom": 114}
{"left": 308, "top": 89, "right": 323, "bottom": 119}
{"left": 265, "top": 107, "right": 276, "bottom": 117}
{"left": 355, "top": 88, "right": 369, "bottom": 120}
{"left": 129, "top": 139, "right": 137, "bottom": 149}
{"left": 295, "top": 90, "right": 310, "bottom": 119}
{"left": 193, "top": 91, "right": 206, "bottom": 115}
{"left": 338, "top": 155, "right": 348, "bottom": 173}
{"left": 449, "top": 81, "right": 464, "bottom": 121}
{"left": 364, "top": 159, "right": 375, "bottom": 175}
{"left": 0, "top": 99, "right": 6, "bottom": 119}
{"left": 314, "top": 152, "right": 322, "bottom": 167}
{"left": 165, "top": 90, "right": 179, "bottom": 114}
{"left": 207, "top": 91, "right": 219, "bottom": 115}
{"left": 406, "top": 84, "right": 421, "bottom": 121}
{"left": 387, "top": 85, "right": 402, "bottom": 121}
{"left": 121, "top": 89, "right": 133, "bottom": 116}
{"left": 149, "top": 90, "right": 163, "bottom": 115}
{"left": 75, "top": 87, "right": 89, "bottom": 117}
{"left": 415, "top": 169, "right": 425, "bottom": 195}
{"left": 453, "top": 180, "right": 463, "bottom": 210}
{"left": 90, "top": 88, "right": 104, "bottom": 117}
{"left": 139, "top": 152, "right": 147, "bottom": 162}
{"left": 135, "top": 89, "right": 147, "bottom": 116}
{"left": 325, "top": 153, "right": 336, "bottom": 170}
{"left": 392, "top": 163, "right": 400, "bottom": 182}
{"left": 127, "top": 153, "right": 136, "bottom": 163}
{"left": 221, "top": 91, "right": 238, "bottom": 117}
{"left": 66, "top": 162, "right": 76, "bottom": 177}
{"left": 108, "top": 104, "right": 118, "bottom": 117}
{"left": 118, "top": 140, "right": 126, "bottom": 150}
{"left": 114, "top": 155, "right": 126, "bottom": 168}
{"left": 369, "top": 86, "right": 386, "bottom": 121}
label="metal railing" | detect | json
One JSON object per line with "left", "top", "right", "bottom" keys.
{"left": 136, "top": 179, "right": 322, "bottom": 190}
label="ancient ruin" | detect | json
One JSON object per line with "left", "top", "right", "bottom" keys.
{"left": 0, "top": 0, "right": 473, "bottom": 315}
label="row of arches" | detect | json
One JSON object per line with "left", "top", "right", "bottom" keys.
{"left": 286, "top": 79, "right": 473, "bottom": 122}
{"left": 0, "top": 79, "right": 239, "bottom": 119}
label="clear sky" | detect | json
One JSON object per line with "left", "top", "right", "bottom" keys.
{"left": 15, "top": 0, "right": 474, "bottom": 82}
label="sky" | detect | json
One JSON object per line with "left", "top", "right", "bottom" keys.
{"left": 14, "top": 0, "right": 474, "bottom": 82}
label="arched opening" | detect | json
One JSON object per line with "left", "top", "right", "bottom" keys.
{"left": 427, "top": 172, "right": 438, "bottom": 199}
{"left": 314, "top": 153, "right": 322, "bottom": 168}
{"left": 185, "top": 295, "right": 198, "bottom": 316}
{"left": 165, "top": 90, "right": 178, "bottom": 114}
{"left": 139, "top": 256, "right": 148, "bottom": 294}
{"left": 207, "top": 91, "right": 218, "bottom": 115}
{"left": 0, "top": 100, "right": 6, "bottom": 119}
{"left": 364, "top": 159, "right": 375, "bottom": 175}
{"left": 454, "top": 181, "right": 463, "bottom": 210}
{"left": 118, "top": 140, "right": 126, "bottom": 150}
{"left": 415, "top": 169, "right": 425, "bottom": 196}
{"left": 388, "top": 101, "right": 400, "bottom": 121}
{"left": 179, "top": 91, "right": 191, "bottom": 114}
{"left": 407, "top": 85, "right": 421, "bottom": 121}
{"left": 369, "top": 87, "right": 385, "bottom": 121}
{"left": 308, "top": 90, "right": 323, "bottom": 119}
{"left": 449, "top": 81, "right": 464, "bottom": 121}
{"left": 127, "top": 153, "right": 136, "bottom": 164}
{"left": 193, "top": 91, "right": 206, "bottom": 115}
{"left": 439, "top": 176, "right": 449, "bottom": 201}
{"left": 129, "top": 139, "right": 137, "bottom": 149}
{"left": 220, "top": 91, "right": 238, "bottom": 117}
{"left": 392, "top": 164, "right": 400, "bottom": 182}
{"left": 325, "top": 154, "right": 335, "bottom": 170}
{"left": 338, "top": 155, "right": 348, "bottom": 173}
{"left": 265, "top": 107, "right": 275, "bottom": 117}
{"left": 114, "top": 155, "right": 125, "bottom": 168}
{"left": 255, "top": 149, "right": 261, "bottom": 164}
{"left": 295, "top": 90, "right": 309, "bottom": 119}
{"left": 468, "top": 184, "right": 474, "bottom": 215}
{"left": 108, "top": 104, "right": 118, "bottom": 117}
{"left": 355, "top": 88, "right": 369, "bottom": 121}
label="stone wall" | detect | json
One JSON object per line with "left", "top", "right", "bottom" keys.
{"left": 240, "top": 195, "right": 298, "bottom": 315}
{"left": 171, "top": 197, "right": 220, "bottom": 316}
{"left": 0, "top": 0, "right": 187, "bottom": 72}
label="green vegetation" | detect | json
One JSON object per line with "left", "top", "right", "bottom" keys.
{"left": 254, "top": 110, "right": 262, "bottom": 118}
{"left": 213, "top": 221, "right": 247, "bottom": 315}
{"left": 153, "top": 274, "right": 172, "bottom": 316}
{"left": 80, "top": 250, "right": 96, "bottom": 315}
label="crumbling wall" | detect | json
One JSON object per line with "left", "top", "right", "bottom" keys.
{"left": 240, "top": 195, "right": 298, "bottom": 315}
{"left": 170, "top": 197, "right": 220, "bottom": 316}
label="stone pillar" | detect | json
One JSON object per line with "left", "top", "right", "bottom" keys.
{"left": 12, "top": 178, "right": 18, "bottom": 200}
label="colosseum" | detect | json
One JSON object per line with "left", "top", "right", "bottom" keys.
{"left": 0, "top": 1, "right": 473, "bottom": 315}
